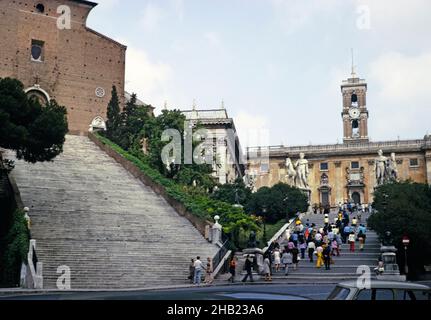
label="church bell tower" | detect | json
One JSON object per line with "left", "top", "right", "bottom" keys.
{"left": 341, "top": 64, "right": 369, "bottom": 143}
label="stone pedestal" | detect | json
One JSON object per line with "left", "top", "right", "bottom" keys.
{"left": 377, "top": 246, "right": 406, "bottom": 282}
{"left": 299, "top": 188, "right": 312, "bottom": 213}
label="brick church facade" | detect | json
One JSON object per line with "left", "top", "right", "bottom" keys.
{"left": 247, "top": 72, "right": 431, "bottom": 207}
{"left": 0, "top": 0, "right": 126, "bottom": 134}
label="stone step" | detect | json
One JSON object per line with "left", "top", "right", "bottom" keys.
{"left": 6, "top": 135, "right": 218, "bottom": 289}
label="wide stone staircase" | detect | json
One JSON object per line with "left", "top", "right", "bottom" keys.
{"left": 6, "top": 135, "right": 218, "bottom": 289}
{"left": 269, "top": 211, "right": 380, "bottom": 283}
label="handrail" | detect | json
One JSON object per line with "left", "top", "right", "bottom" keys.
{"left": 210, "top": 233, "right": 231, "bottom": 279}
{"left": 21, "top": 239, "right": 43, "bottom": 289}
{"left": 262, "top": 213, "right": 304, "bottom": 255}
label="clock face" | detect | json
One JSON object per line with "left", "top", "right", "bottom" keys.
{"left": 349, "top": 108, "right": 360, "bottom": 119}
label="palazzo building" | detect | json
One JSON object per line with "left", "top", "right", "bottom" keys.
{"left": 181, "top": 107, "right": 245, "bottom": 185}
{"left": 247, "top": 72, "right": 431, "bottom": 207}
{"left": 0, "top": 0, "right": 126, "bottom": 134}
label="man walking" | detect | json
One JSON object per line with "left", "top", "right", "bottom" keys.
{"left": 193, "top": 256, "right": 204, "bottom": 285}
{"left": 241, "top": 255, "right": 254, "bottom": 283}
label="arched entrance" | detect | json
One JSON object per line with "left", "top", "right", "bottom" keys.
{"left": 352, "top": 192, "right": 361, "bottom": 205}
{"left": 89, "top": 116, "right": 106, "bottom": 132}
{"left": 25, "top": 86, "right": 50, "bottom": 106}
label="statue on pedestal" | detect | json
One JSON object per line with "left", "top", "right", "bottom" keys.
{"left": 375, "top": 149, "right": 388, "bottom": 186}
{"left": 387, "top": 153, "right": 398, "bottom": 182}
{"left": 294, "top": 153, "right": 310, "bottom": 190}
{"left": 284, "top": 158, "right": 297, "bottom": 186}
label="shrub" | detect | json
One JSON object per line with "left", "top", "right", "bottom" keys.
{"left": 1, "top": 209, "right": 29, "bottom": 286}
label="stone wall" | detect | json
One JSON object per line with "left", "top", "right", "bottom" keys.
{"left": 0, "top": 0, "right": 126, "bottom": 134}
{"left": 248, "top": 146, "right": 430, "bottom": 207}
{"left": 88, "top": 133, "right": 213, "bottom": 238}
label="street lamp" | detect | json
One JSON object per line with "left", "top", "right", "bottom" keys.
{"left": 262, "top": 206, "right": 267, "bottom": 244}
{"left": 402, "top": 235, "right": 410, "bottom": 277}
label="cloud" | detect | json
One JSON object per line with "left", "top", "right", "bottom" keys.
{"left": 139, "top": 3, "right": 163, "bottom": 32}
{"left": 270, "top": 0, "right": 344, "bottom": 34}
{"left": 98, "top": 0, "right": 120, "bottom": 9}
{"left": 233, "top": 111, "right": 270, "bottom": 149}
{"left": 369, "top": 51, "right": 431, "bottom": 102}
{"left": 204, "top": 32, "right": 222, "bottom": 48}
{"left": 172, "top": 0, "right": 184, "bottom": 22}
{"left": 125, "top": 46, "right": 173, "bottom": 109}
{"left": 367, "top": 51, "right": 431, "bottom": 139}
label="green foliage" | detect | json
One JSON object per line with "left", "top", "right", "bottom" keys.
{"left": 245, "top": 183, "right": 308, "bottom": 223}
{"left": 368, "top": 181, "right": 431, "bottom": 277}
{"left": 94, "top": 133, "right": 259, "bottom": 250}
{"left": 0, "top": 77, "right": 68, "bottom": 163}
{"left": 211, "top": 178, "right": 252, "bottom": 206}
{"left": 1, "top": 209, "right": 29, "bottom": 286}
{"left": 106, "top": 86, "right": 121, "bottom": 139}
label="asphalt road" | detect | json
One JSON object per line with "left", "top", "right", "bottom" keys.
{"left": 0, "top": 284, "right": 336, "bottom": 300}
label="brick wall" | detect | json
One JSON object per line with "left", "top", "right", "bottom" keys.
{"left": 0, "top": 0, "right": 126, "bottom": 134}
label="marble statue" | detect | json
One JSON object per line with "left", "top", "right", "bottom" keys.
{"left": 387, "top": 152, "right": 398, "bottom": 182}
{"left": 284, "top": 158, "right": 297, "bottom": 186}
{"left": 243, "top": 170, "right": 256, "bottom": 192}
{"left": 294, "top": 153, "right": 310, "bottom": 190}
{"left": 375, "top": 149, "right": 388, "bottom": 186}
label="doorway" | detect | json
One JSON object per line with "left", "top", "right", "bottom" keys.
{"left": 352, "top": 192, "right": 361, "bottom": 204}
{"left": 321, "top": 191, "right": 330, "bottom": 207}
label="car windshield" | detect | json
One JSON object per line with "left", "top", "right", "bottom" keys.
{"left": 327, "top": 286, "right": 351, "bottom": 300}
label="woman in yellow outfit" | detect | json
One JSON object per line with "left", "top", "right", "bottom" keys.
{"left": 316, "top": 245, "right": 324, "bottom": 268}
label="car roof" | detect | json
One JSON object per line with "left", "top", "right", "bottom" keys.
{"left": 337, "top": 280, "right": 431, "bottom": 291}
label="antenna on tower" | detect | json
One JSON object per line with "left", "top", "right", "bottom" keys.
{"left": 351, "top": 48, "right": 357, "bottom": 78}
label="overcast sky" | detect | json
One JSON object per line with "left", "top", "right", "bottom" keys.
{"left": 88, "top": 0, "right": 431, "bottom": 148}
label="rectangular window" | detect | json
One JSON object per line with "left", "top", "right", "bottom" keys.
{"left": 31, "top": 39, "right": 45, "bottom": 62}
{"left": 320, "top": 163, "right": 329, "bottom": 171}
{"left": 410, "top": 159, "right": 419, "bottom": 167}
{"left": 260, "top": 163, "right": 269, "bottom": 173}
{"left": 351, "top": 161, "right": 360, "bottom": 169}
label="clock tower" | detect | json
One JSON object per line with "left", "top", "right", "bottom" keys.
{"left": 341, "top": 69, "right": 369, "bottom": 143}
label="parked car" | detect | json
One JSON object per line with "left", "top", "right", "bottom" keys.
{"left": 327, "top": 280, "right": 431, "bottom": 300}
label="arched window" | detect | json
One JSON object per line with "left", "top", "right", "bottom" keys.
{"left": 351, "top": 93, "right": 358, "bottom": 103}
{"left": 352, "top": 120, "right": 359, "bottom": 137}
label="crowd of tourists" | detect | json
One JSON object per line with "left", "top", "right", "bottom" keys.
{"left": 188, "top": 204, "right": 369, "bottom": 285}
{"left": 255, "top": 207, "right": 368, "bottom": 282}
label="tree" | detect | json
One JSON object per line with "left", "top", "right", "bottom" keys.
{"left": 133, "top": 109, "right": 216, "bottom": 190}
{"left": 211, "top": 178, "right": 252, "bottom": 206}
{"left": 106, "top": 85, "right": 121, "bottom": 139}
{"left": 245, "top": 183, "right": 308, "bottom": 223}
{"left": 0, "top": 77, "right": 68, "bottom": 163}
{"left": 368, "top": 181, "right": 431, "bottom": 279}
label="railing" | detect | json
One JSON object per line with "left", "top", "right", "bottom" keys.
{"left": 262, "top": 213, "right": 303, "bottom": 255}
{"left": 21, "top": 239, "right": 43, "bottom": 289}
{"left": 247, "top": 138, "right": 428, "bottom": 156}
{"left": 211, "top": 232, "right": 232, "bottom": 279}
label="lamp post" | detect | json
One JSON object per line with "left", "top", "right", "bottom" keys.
{"left": 402, "top": 235, "right": 410, "bottom": 277}
{"left": 262, "top": 206, "right": 267, "bottom": 244}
